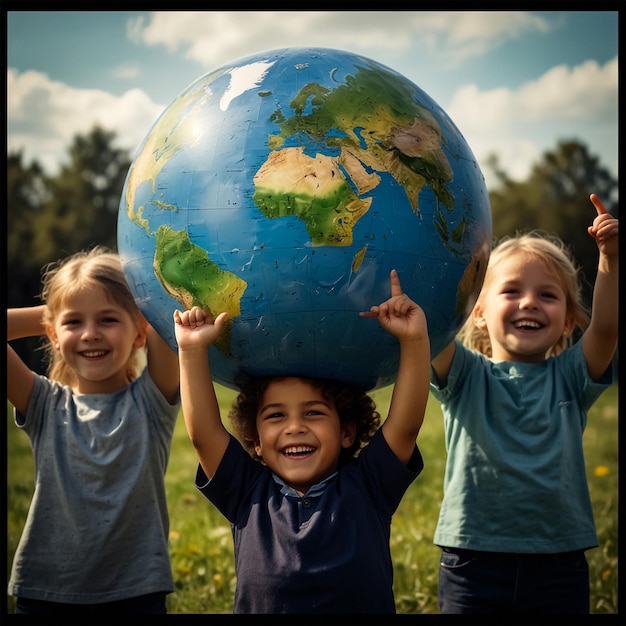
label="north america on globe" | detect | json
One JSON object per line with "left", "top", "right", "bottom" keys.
{"left": 118, "top": 47, "right": 492, "bottom": 390}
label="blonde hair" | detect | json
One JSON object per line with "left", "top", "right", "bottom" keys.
{"left": 458, "top": 230, "right": 590, "bottom": 358}
{"left": 40, "top": 246, "right": 143, "bottom": 387}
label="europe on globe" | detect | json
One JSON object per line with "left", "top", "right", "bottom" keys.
{"left": 117, "top": 47, "right": 492, "bottom": 391}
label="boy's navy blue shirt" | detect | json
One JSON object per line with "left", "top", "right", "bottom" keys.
{"left": 196, "top": 428, "right": 423, "bottom": 614}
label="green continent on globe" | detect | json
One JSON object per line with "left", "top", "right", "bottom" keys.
{"left": 153, "top": 225, "right": 247, "bottom": 359}
{"left": 264, "top": 63, "right": 455, "bottom": 217}
{"left": 252, "top": 147, "right": 372, "bottom": 246}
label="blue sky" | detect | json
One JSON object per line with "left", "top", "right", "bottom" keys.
{"left": 6, "top": 10, "right": 619, "bottom": 191}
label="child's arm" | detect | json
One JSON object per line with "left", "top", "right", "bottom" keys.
{"left": 582, "top": 194, "right": 619, "bottom": 381}
{"left": 144, "top": 319, "right": 180, "bottom": 405}
{"left": 430, "top": 341, "right": 456, "bottom": 388}
{"left": 360, "top": 270, "right": 430, "bottom": 465}
{"left": 173, "top": 307, "right": 231, "bottom": 478}
{"left": 7, "top": 306, "right": 46, "bottom": 415}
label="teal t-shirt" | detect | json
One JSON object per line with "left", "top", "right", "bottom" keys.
{"left": 430, "top": 339, "right": 613, "bottom": 554}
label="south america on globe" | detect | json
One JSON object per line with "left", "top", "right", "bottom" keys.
{"left": 118, "top": 47, "right": 492, "bottom": 391}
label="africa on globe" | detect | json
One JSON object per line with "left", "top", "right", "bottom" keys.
{"left": 118, "top": 47, "right": 491, "bottom": 390}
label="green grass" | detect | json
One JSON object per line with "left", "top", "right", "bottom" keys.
{"left": 6, "top": 384, "right": 619, "bottom": 614}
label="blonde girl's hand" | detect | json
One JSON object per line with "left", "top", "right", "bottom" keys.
{"left": 173, "top": 306, "right": 228, "bottom": 351}
{"left": 360, "top": 269, "right": 428, "bottom": 341}
{"left": 588, "top": 194, "right": 619, "bottom": 257}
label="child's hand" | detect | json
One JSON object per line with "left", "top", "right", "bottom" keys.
{"left": 173, "top": 306, "right": 228, "bottom": 351}
{"left": 588, "top": 194, "right": 619, "bottom": 257}
{"left": 360, "top": 269, "right": 428, "bottom": 342}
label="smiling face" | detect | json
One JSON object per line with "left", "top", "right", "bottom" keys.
{"left": 253, "top": 377, "right": 356, "bottom": 496}
{"left": 47, "top": 284, "right": 146, "bottom": 394}
{"left": 473, "top": 251, "right": 574, "bottom": 363}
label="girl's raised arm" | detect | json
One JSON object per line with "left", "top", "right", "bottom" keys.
{"left": 145, "top": 320, "right": 180, "bottom": 405}
{"left": 582, "top": 194, "right": 619, "bottom": 381}
{"left": 7, "top": 306, "right": 46, "bottom": 415}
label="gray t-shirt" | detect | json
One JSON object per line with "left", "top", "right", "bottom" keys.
{"left": 8, "top": 369, "right": 180, "bottom": 604}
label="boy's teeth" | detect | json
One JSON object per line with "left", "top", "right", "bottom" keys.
{"left": 285, "top": 446, "right": 313, "bottom": 455}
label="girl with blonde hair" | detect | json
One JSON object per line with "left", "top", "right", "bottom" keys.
{"left": 7, "top": 246, "right": 180, "bottom": 615}
{"left": 431, "top": 194, "right": 618, "bottom": 614}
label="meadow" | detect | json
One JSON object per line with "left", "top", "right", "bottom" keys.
{"left": 5, "top": 383, "right": 619, "bottom": 615}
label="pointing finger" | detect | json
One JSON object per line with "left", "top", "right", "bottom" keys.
{"left": 590, "top": 193, "right": 608, "bottom": 217}
{"left": 389, "top": 269, "right": 402, "bottom": 297}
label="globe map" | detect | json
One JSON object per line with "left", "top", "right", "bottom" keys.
{"left": 118, "top": 47, "right": 492, "bottom": 391}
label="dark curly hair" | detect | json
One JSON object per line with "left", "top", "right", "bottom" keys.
{"left": 228, "top": 375, "right": 381, "bottom": 465}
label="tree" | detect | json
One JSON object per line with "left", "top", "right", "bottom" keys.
{"left": 39, "top": 126, "right": 132, "bottom": 256}
{"left": 7, "top": 152, "right": 54, "bottom": 303}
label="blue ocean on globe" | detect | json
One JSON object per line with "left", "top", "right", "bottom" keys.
{"left": 118, "top": 47, "right": 492, "bottom": 391}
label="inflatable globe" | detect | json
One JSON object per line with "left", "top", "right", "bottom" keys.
{"left": 118, "top": 47, "right": 491, "bottom": 391}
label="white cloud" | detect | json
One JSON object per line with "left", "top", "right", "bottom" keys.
{"left": 446, "top": 56, "right": 618, "bottom": 185}
{"left": 399, "top": 11, "right": 551, "bottom": 66}
{"left": 7, "top": 68, "right": 165, "bottom": 173}
{"left": 111, "top": 63, "right": 142, "bottom": 80}
{"left": 128, "top": 11, "right": 551, "bottom": 69}
{"left": 449, "top": 56, "right": 617, "bottom": 129}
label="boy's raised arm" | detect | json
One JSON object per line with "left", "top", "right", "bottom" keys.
{"left": 361, "top": 270, "right": 430, "bottom": 465}
{"left": 174, "top": 307, "right": 231, "bottom": 478}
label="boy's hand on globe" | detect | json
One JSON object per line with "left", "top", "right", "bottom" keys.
{"left": 360, "top": 269, "right": 428, "bottom": 342}
{"left": 174, "top": 306, "right": 228, "bottom": 351}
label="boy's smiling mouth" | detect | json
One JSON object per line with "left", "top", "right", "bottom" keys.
{"left": 282, "top": 445, "right": 315, "bottom": 457}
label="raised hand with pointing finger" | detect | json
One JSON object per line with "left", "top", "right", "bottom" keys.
{"left": 588, "top": 193, "right": 619, "bottom": 256}
{"left": 360, "top": 268, "right": 428, "bottom": 344}
{"left": 582, "top": 193, "right": 618, "bottom": 382}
